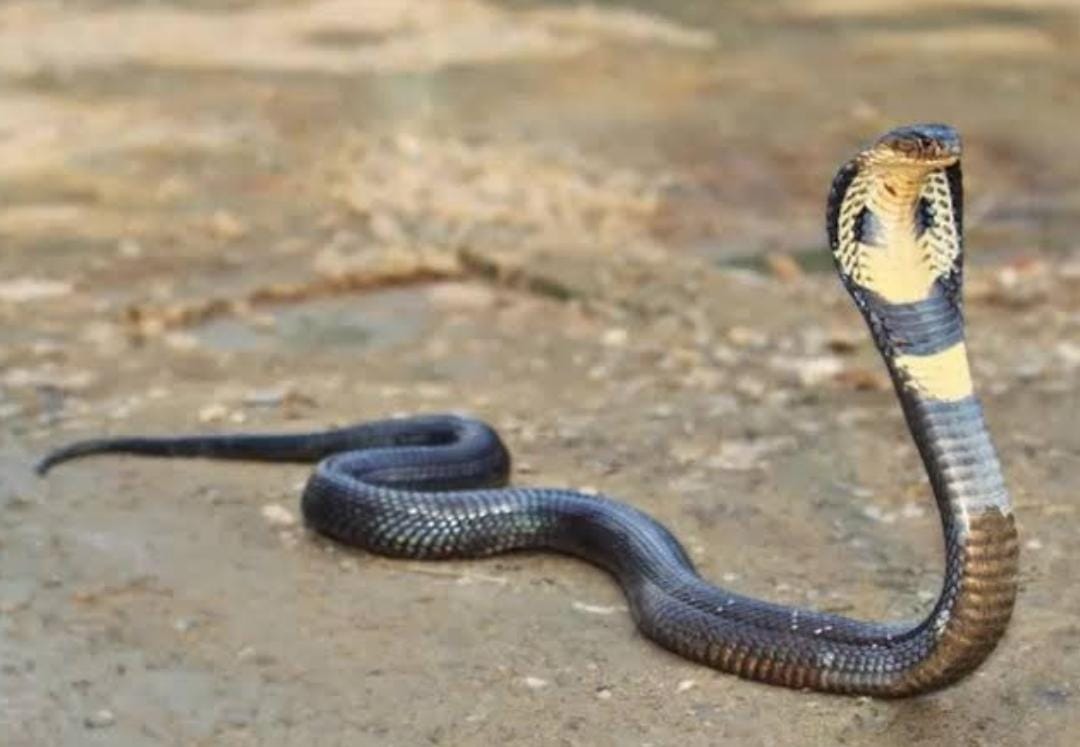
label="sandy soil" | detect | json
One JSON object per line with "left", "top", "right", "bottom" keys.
{"left": 2, "top": 1, "right": 1079, "bottom": 745}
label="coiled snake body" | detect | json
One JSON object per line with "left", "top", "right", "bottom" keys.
{"left": 38, "top": 124, "right": 1018, "bottom": 697}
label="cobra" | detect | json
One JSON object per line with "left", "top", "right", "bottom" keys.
{"left": 37, "top": 123, "right": 1018, "bottom": 697}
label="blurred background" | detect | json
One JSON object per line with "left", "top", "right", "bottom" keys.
{"left": 2, "top": 1, "right": 1078, "bottom": 745}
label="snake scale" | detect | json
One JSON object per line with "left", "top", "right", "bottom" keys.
{"left": 38, "top": 124, "right": 1018, "bottom": 697}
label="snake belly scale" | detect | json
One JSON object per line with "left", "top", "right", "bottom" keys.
{"left": 37, "top": 124, "right": 1018, "bottom": 697}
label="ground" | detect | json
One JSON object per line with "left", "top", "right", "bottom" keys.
{"left": 2, "top": 1, "right": 1079, "bottom": 745}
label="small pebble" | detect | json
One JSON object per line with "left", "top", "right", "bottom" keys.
{"left": 765, "top": 253, "right": 804, "bottom": 283}
{"left": 602, "top": 328, "right": 629, "bottom": 347}
{"left": 118, "top": 238, "right": 143, "bottom": 258}
{"left": 522, "top": 676, "right": 548, "bottom": 689}
{"left": 243, "top": 388, "right": 288, "bottom": 408}
{"left": 163, "top": 332, "right": 199, "bottom": 351}
{"left": 862, "top": 505, "right": 896, "bottom": 524}
{"left": 84, "top": 709, "right": 115, "bottom": 729}
{"left": 571, "top": 601, "right": 626, "bottom": 616}
{"left": 728, "top": 326, "right": 769, "bottom": 349}
{"left": 900, "top": 503, "right": 925, "bottom": 519}
{"left": 260, "top": 504, "right": 297, "bottom": 528}
{"left": 208, "top": 209, "right": 248, "bottom": 240}
{"left": 1055, "top": 342, "right": 1080, "bottom": 369}
{"left": 173, "top": 617, "right": 197, "bottom": 633}
{"left": 198, "top": 403, "right": 229, "bottom": 423}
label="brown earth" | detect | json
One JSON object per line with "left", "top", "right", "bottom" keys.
{"left": 2, "top": 1, "right": 1079, "bottom": 745}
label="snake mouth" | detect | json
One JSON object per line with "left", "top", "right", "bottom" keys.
{"left": 864, "top": 123, "right": 961, "bottom": 169}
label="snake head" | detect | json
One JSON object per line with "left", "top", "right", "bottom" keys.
{"left": 861, "top": 123, "right": 961, "bottom": 170}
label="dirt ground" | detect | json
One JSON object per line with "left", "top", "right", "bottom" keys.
{"left": 2, "top": 1, "right": 1080, "bottom": 745}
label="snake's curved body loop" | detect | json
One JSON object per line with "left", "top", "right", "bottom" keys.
{"left": 37, "top": 124, "right": 1018, "bottom": 696}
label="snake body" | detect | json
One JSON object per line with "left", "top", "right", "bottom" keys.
{"left": 38, "top": 124, "right": 1018, "bottom": 697}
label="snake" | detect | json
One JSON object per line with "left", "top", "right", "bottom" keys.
{"left": 37, "top": 123, "right": 1018, "bottom": 697}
